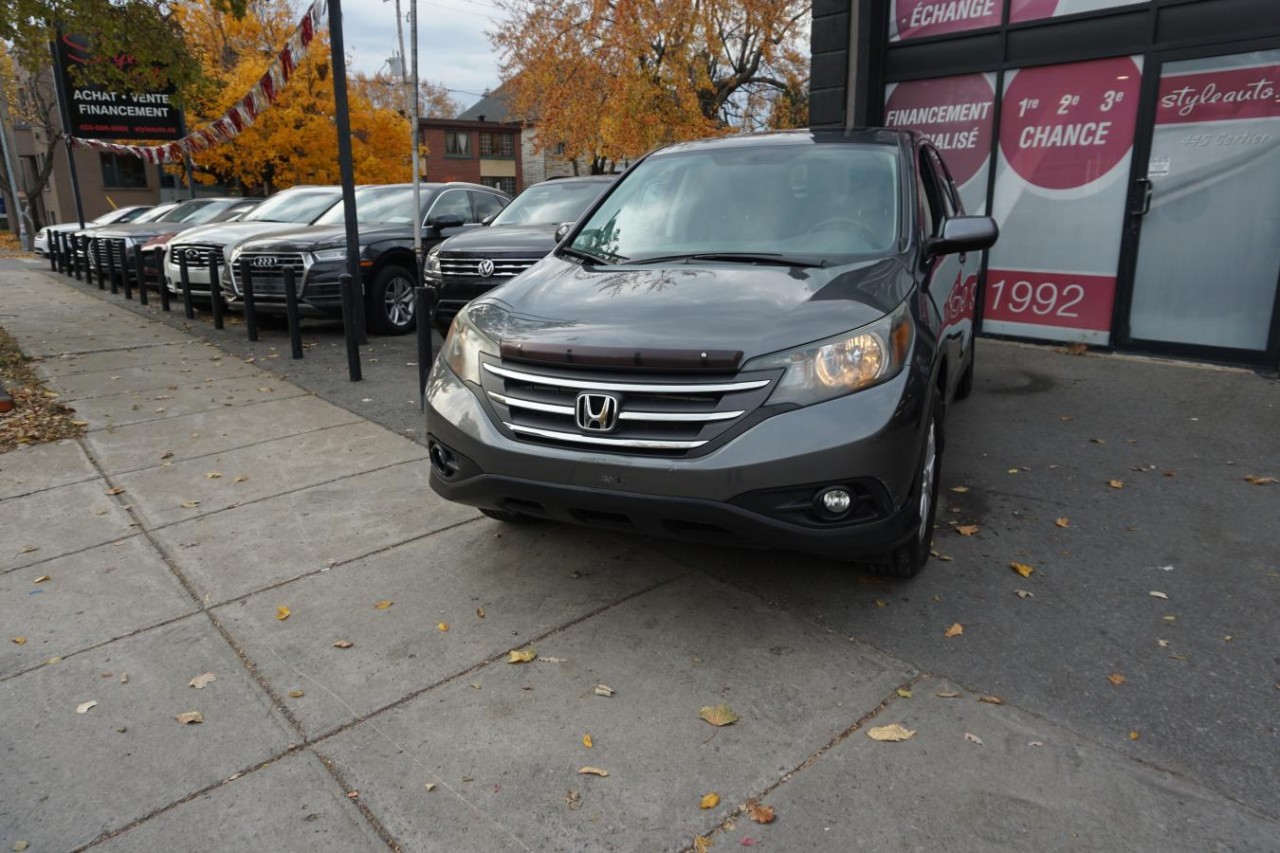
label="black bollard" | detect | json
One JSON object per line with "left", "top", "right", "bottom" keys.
{"left": 134, "top": 248, "right": 148, "bottom": 306}
{"left": 106, "top": 241, "right": 119, "bottom": 295}
{"left": 49, "top": 234, "right": 59, "bottom": 271}
{"left": 71, "top": 236, "right": 83, "bottom": 281}
{"left": 158, "top": 250, "right": 171, "bottom": 312}
{"left": 178, "top": 252, "right": 194, "bottom": 319}
{"left": 415, "top": 287, "right": 433, "bottom": 413}
{"left": 240, "top": 259, "right": 258, "bottom": 342}
{"left": 59, "top": 233, "right": 71, "bottom": 275}
{"left": 338, "top": 273, "right": 362, "bottom": 382}
{"left": 93, "top": 240, "right": 105, "bottom": 290}
{"left": 119, "top": 241, "right": 133, "bottom": 301}
{"left": 209, "top": 254, "right": 224, "bottom": 330}
{"left": 283, "top": 267, "right": 303, "bottom": 359}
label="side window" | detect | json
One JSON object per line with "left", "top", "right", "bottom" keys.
{"left": 917, "top": 168, "right": 939, "bottom": 238}
{"left": 426, "top": 190, "right": 473, "bottom": 224}
{"left": 471, "top": 191, "right": 507, "bottom": 221}
{"left": 925, "top": 148, "right": 963, "bottom": 217}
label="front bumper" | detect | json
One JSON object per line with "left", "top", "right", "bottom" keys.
{"left": 425, "top": 359, "right": 930, "bottom": 560}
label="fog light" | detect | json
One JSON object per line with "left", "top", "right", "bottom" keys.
{"left": 819, "top": 488, "right": 853, "bottom": 515}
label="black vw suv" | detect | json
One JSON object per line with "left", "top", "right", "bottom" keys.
{"left": 423, "top": 175, "right": 616, "bottom": 333}
{"left": 425, "top": 129, "right": 997, "bottom": 575}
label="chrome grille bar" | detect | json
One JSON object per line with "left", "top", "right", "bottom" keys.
{"left": 483, "top": 363, "right": 769, "bottom": 394}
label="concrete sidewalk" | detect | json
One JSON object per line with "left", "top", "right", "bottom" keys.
{"left": 2, "top": 267, "right": 1277, "bottom": 852}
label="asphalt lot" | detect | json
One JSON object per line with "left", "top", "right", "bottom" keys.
{"left": 2, "top": 257, "right": 1278, "bottom": 850}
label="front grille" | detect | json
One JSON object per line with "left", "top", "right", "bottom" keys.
{"left": 91, "top": 238, "right": 126, "bottom": 269}
{"left": 229, "top": 252, "right": 307, "bottom": 298}
{"left": 439, "top": 253, "right": 543, "bottom": 285}
{"left": 479, "top": 360, "right": 775, "bottom": 457}
{"left": 170, "top": 244, "right": 221, "bottom": 269}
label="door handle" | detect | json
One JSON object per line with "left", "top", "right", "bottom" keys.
{"left": 1131, "top": 178, "right": 1153, "bottom": 216}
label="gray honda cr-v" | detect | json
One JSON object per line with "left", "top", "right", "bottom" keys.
{"left": 425, "top": 129, "right": 997, "bottom": 576}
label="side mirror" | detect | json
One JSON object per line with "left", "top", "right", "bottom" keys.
{"left": 427, "top": 213, "right": 465, "bottom": 234}
{"left": 927, "top": 216, "right": 998, "bottom": 256}
{"left": 554, "top": 221, "right": 575, "bottom": 242}
{"left": 480, "top": 213, "right": 497, "bottom": 226}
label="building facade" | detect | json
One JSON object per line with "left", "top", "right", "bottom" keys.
{"left": 812, "top": 0, "right": 1280, "bottom": 367}
{"left": 420, "top": 117, "right": 524, "bottom": 197}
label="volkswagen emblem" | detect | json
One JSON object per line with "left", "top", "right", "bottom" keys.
{"left": 477, "top": 258, "right": 495, "bottom": 278}
{"left": 252, "top": 256, "right": 276, "bottom": 268}
{"left": 575, "top": 392, "right": 619, "bottom": 433}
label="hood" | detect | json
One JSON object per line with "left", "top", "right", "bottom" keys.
{"left": 438, "top": 224, "right": 558, "bottom": 255}
{"left": 169, "top": 220, "right": 317, "bottom": 248}
{"left": 472, "top": 254, "right": 915, "bottom": 360}
{"left": 238, "top": 223, "right": 412, "bottom": 253}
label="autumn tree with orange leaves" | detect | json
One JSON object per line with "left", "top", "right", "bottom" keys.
{"left": 174, "top": 0, "right": 414, "bottom": 193}
{"left": 491, "top": 0, "right": 810, "bottom": 173}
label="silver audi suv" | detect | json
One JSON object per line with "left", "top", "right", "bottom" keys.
{"left": 425, "top": 129, "right": 997, "bottom": 576}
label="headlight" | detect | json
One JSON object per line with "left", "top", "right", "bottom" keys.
{"left": 312, "top": 247, "right": 345, "bottom": 262}
{"left": 744, "top": 300, "right": 913, "bottom": 407}
{"left": 442, "top": 306, "right": 500, "bottom": 384}
{"left": 423, "top": 246, "right": 442, "bottom": 283}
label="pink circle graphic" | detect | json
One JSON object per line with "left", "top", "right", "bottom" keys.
{"left": 884, "top": 74, "right": 996, "bottom": 187}
{"left": 1008, "top": 0, "right": 1062, "bottom": 23}
{"left": 893, "top": 0, "right": 1002, "bottom": 40}
{"left": 999, "top": 57, "right": 1142, "bottom": 190}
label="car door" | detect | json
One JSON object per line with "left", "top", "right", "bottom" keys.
{"left": 469, "top": 189, "right": 508, "bottom": 224}
{"left": 919, "top": 144, "right": 978, "bottom": 379}
{"left": 423, "top": 189, "right": 476, "bottom": 248}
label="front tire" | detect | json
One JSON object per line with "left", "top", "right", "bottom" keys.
{"left": 367, "top": 265, "right": 417, "bottom": 335}
{"left": 868, "top": 401, "right": 942, "bottom": 578}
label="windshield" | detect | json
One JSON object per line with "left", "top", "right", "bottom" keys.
{"left": 183, "top": 200, "right": 254, "bottom": 225}
{"left": 156, "top": 199, "right": 218, "bottom": 223}
{"left": 92, "top": 206, "right": 147, "bottom": 226}
{"left": 490, "top": 181, "right": 609, "bottom": 227}
{"left": 244, "top": 188, "right": 340, "bottom": 224}
{"left": 314, "top": 186, "right": 419, "bottom": 227}
{"left": 571, "top": 143, "right": 901, "bottom": 263}
{"left": 132, "top": 204, "right": 179, "bottom": 224}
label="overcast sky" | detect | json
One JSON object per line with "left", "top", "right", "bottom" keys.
{"left": 338, "top": 0, "right": 506, "bottom": 111}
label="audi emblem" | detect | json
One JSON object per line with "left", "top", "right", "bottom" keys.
{"left": 477, "top": 258, "right": 495, "bottom": 278}
{"left": 251, "top": 256, "right": 277, "bottom": 268}
{"left": 575, "top": 392, "right": 619, "bottom": 433}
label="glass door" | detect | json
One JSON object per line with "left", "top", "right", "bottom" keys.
{"left": 1119, "top": 45, "right": 1280, "bottom": 363}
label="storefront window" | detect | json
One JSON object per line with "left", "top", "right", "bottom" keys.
{"left": 1009, "top": 0, "right": 1146, "bottom": 24}
{"left": 983, "top": 55, "right": 1143, "bottom": 345}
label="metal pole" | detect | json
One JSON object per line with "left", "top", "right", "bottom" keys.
{"left": 339, "top": 273, "right": 362, "bottom": 381}
{"left": 158, "top": 251, "right": 171, "bottom": 311}
{"left": 209, "top": 254, "right": 224, "bottom": 330}
{"left": 120, "top": 241, "right": 132, "bottom": 300}
{"left": 415, "top": 286, "right": 432, "bottom": 412}
{"left": 134, "top": 248, "right": 148, "bottom": 306}
{"left": 409, "top": 0, "right": 422, "bottom": 273}
{"left": 179, "top": 252, "right": 194, "bottom": 319}
{"left": 328, "top": 0, "right": 367, "bottom": 348}
{"left": 93, "top": 239, "right": 104, "bottom": 289}
{"left": 283, "top": 267, "right": 304, "bottom": 359}
{"left": 49, "top": 33, "right": 85, "bottom": 228}
{"left": 106, "top": 240, "right": 118, "bottom": 294}
{"left": 240, "top": 258, "right": 258, "bottom": 342}
{"left": 0, "top": 83, "right": 31, "bottom": 251}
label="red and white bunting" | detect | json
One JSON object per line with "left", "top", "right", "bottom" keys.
{"left": 71, "top": 0, "right": 328, "bottom": 164}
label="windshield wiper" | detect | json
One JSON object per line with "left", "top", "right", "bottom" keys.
{"left": 559, "top": 245, "right": 618, "bottom": 265}
{"left": 625, "top": 252, "right": 827, "bottom": 268}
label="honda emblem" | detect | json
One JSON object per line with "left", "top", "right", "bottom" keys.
{"left": 575, "top": 392, "right": 619, "bottom": 432}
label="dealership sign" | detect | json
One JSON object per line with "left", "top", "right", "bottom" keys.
{"left": 52, "top": 33, "right": 182, "bottom": 141}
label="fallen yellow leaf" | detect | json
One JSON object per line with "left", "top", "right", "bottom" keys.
{"left": 699, "top": 792, "right": 720, "bottom": 809}
{"left": 1055, "top": 517, "right": 1070, "bottom": 528}
{"left": 507, "top": 648, "right": 537, "bottom": 664}
{"left": 181, "top": 500, "right": 200, "bottom": 509}
{"left": 1015, "top": 589, "right": 1034, "bottom": 599}
{"left": 582, "top": 733, "right": 593, "bottom": 748}
{"left": 896, "top": 688, "right": 913, "bottom": 698}
{"left": 1149, "top": 591, "right": 1169, "bottom": 600}
{"left": 33, "top": 575, "right": 50, "bottom": 584}
{"left": 978, "top": 694, "right": 1004, "bottom": 705}
{"left": 868, "top": 723, "right": 916, "bottom": 742}
{"left": 950, "top": 485, "right": 970, "bottom": 493}
{"left": 874, "top": 598, "right": 887, "bottom": 607}
{"left": 1108, "top": 673, "right": 1126, "bottom": 686}
{"left": 1007, "top": 468, "right": 1019, "bottom": 474}
{"left": 105, "top": 486, "right": 125, "bottom": 496}
{"left": 747, "top": 801, "right": 776, "bottom": 824}
{"left": 956, "top": 524, "right": 980, "bottom": 536}
{"left": 577, "top": 766, "right": 609, "bottom": 777}
{"left": 1010, "top": 561, "right": 1035, "bottom": 578}
{"left": 476, "top": 607, "right": 485, "bottom": 619}
{"left": 333, "top": 640, "right": 354, "bottom": 649}
{"left": 1129, "top": 730, "right": 1140, "bottom": 740}
{"left": 288, "top": 690, "right": 305, "bottom": 698}
{"left": 1108, "top": 479, "right": 1125, "bottom": 489}
{"left": 188, "top": 672, "right": 216, "bottom": 689}
{"left": 205, "top": 472, "right": 222, "bottom": 479}
{"left": 276, "top": 606, "right": 291, "bottom": 621}
{"left": 698, "top": 704, "right": 739, "bottom": 727}
{"left": 1244, "top": 475, "right": 1277, "bottom": 485}
{"left": 234, "top": 475, "right": 249, "bottom": 483}
{"left": 76, "top": 700, "right": 98, "bottom": 714}
{"left": 176, "top": 711, "right": 204, "bottom": 725}
{"left": 693, "top": 835, "right": 713, "bottom": 853}
{"left": 437, "top": 622, "right": 449, "bottom": 632}
{"left": 11, "top": 637, "right": 26, "bottom": 645}
{"left": 374, "top": 600, "right": 394, "bottom": 610}
{"left": 593, "top": 684, "right": 615, "bottom": 697}
{"left": 936, "top": 690, "right": 963, "bottom": 699}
